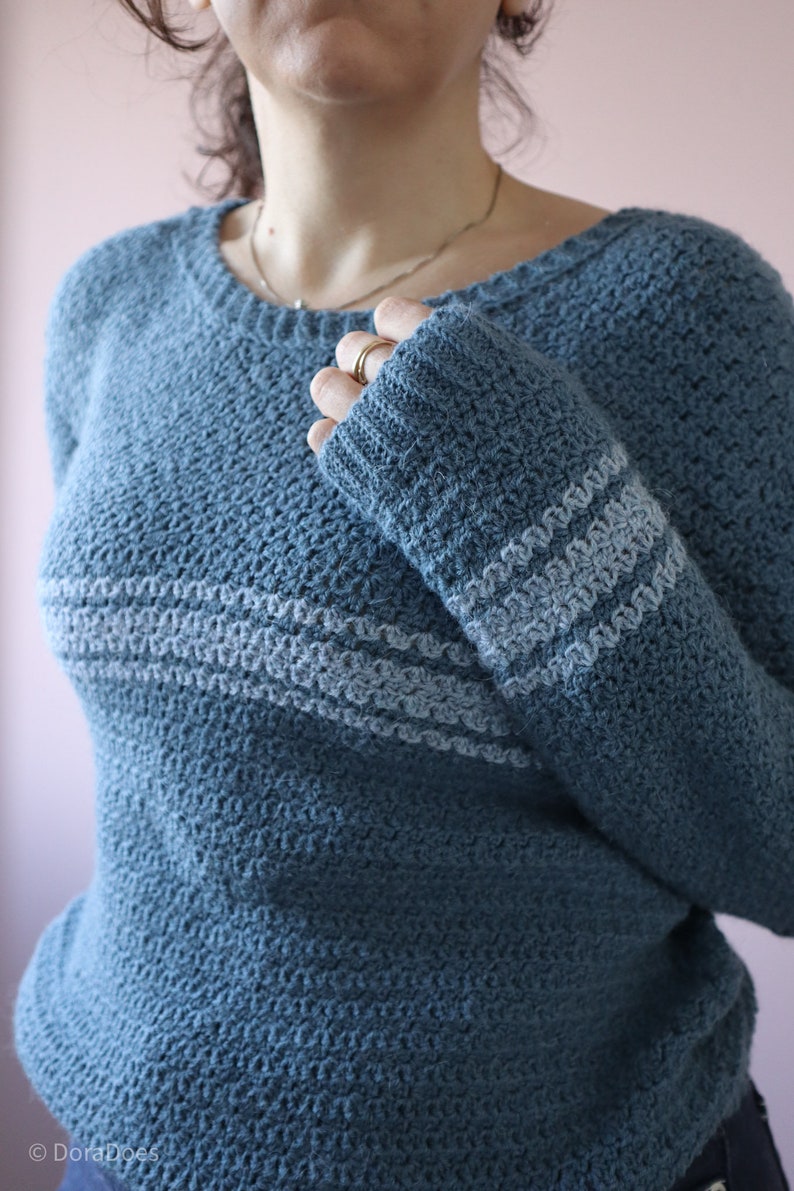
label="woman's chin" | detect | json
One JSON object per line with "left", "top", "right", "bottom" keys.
{"left": 266, "top": 25, "right": 406, "bottom": 105}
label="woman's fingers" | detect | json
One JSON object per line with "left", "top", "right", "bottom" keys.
{"left": 306, "top": 415, "right": 337, "bottom": 456}
{"left": 308, "top": 331, "right": 397, "bottom": 456}
{"left": 309, "top": 365, "right": 364, "bottom": 423}
{"left": 307, "top": 365, "right": 369, "bottom": 456}
{"left": 373, "top": 296, "right": 434, "bottom": 343}
{"left": 307, "top": 298, "right": 432, "bottom": 457}
{"left": 332, "top": 299, "right": 434, "bottom": 390}
{"left": 335, "top": 331, "right": 395, "bottom": 385}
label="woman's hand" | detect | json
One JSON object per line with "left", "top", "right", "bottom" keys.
{"left": 307, "top": 297, "right": 433, "bottom": 455}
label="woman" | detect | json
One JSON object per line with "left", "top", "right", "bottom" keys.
{"left": 13, "top": 1, "right": 792, "bottom": 1189}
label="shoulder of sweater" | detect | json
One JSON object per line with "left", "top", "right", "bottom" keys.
{"left": 528, "top": 207, "right": 794, "bottom": 364}
{"left": 597, "top": 210, "right": 794, "bottom": 429}
{"left": 46, "top": 203, "right": 199, "bottom": 345}
{"left": 604, "top": 207, "right": 791, "bottom": 307}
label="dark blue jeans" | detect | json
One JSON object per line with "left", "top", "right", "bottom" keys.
{"left": 54, "top": 1144, "right": 130, "bottom": 1190}
{"left": 55, "top": 1081, "right": 789, "bottom": 1190}
{"left": 667, "top": 1080, "right": 790, "bottom": 1191}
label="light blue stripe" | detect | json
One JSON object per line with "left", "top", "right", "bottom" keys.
{"left": 455, "top": 476, "right": 668, "bottom": 664}
{"left": 450, "top": 442, "right": 629, "bottom": 616}
{"left": 42, "top": 602, "right": 511, "bottom": 737}
{"left": 37, "top": 576, "right": 478, "bottom": 669}
{"left": 497, "top": 534, "right": 688, "bottom": 696}
{"left": 63, "top": 654, "right": 541, "bottom": 770}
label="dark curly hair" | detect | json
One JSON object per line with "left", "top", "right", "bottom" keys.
{"left": 116, "top": 2, "right": 554, "bottom": 201}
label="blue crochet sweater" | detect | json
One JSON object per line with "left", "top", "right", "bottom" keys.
{"left": 14, "top": 197, "right": 794, "bottom": 1191}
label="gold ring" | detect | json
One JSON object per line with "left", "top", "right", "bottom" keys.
{"left": 351, "top": 337, "right": 392, "bottom": 386}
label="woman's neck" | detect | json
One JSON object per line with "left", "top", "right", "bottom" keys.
{"left": 241, "top": 67, "right": 510, "bottom": 308}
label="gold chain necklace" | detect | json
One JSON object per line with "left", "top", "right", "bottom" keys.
{"left": 248, "top": 163, "right": 503, "bottom": 311}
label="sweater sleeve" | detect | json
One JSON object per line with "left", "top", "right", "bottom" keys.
{"left": 315, "top": 232, "right": 794, "bottom": 938}
{"left": 41, "top": 242, "right": 113, "bottom": 492}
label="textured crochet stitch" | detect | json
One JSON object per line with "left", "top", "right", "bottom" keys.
{"left": 13, "top": 196, "right": 794, "bottom": 1191}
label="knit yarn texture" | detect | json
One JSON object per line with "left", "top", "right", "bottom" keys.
{"left": 14, "top": 197, "right": 794, "bottom": 1191}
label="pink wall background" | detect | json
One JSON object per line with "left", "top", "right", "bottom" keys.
{"left": 2, "top": 1, "right": 792, "bottom": 1187}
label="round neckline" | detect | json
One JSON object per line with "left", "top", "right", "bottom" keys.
{"left": 175, "top": 196, "right": 651, "bottom": 343}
